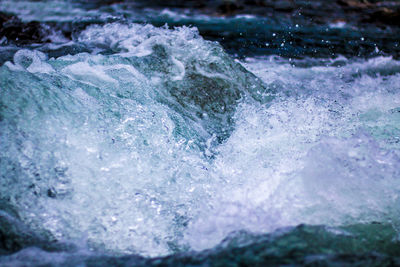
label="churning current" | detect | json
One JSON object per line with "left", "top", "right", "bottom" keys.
{"left": 1, "top": 0, "right": 400, "bottom": 263}
{"left": 1, "top": 21, "right": 400, "bottom": 257}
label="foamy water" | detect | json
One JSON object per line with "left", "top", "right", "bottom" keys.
{"left": 1, "top": 21, "right": 399, "bottom": 259}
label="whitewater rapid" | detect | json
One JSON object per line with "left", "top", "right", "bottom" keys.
{"left": 0, "top": 22, "right": 400, "bottom": 257}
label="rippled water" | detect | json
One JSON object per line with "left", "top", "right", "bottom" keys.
{"left": 1, "top": 1, "right": 400, "bottom": 265}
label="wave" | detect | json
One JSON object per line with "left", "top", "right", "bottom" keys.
{"left": 0, "top": 22, "right": 399, "bottom": 258}
{"left": 0, "top": 22, "right": 269, "bottom": 256}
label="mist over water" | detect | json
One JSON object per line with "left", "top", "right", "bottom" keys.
{"left": 1, "top": 0, "right": 400, "bottom": 265}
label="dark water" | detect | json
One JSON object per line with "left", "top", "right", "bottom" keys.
{"left": 1, "top": 1, "right": 400, "bottom": 266}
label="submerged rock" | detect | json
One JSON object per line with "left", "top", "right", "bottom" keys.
{"left": 130, "top": 0, "right": 400, "bottom": 27}
{"left": 0, "top": 12, "right": 51, "bottom": 44}
{"left": 338, "top": 0, "right": 400, "bottom": 26}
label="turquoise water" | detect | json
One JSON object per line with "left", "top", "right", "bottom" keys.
{"left": 1, "top": 1, "right": 400, "bottom": 265}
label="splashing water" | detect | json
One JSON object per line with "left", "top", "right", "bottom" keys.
{"left": 0, "top": 21, "right": 400, "bottom": 259}
{"left": 185, "top": 56, "right": 400, "bottom": 250}
{"left": 0, "top": 23, "right": 269, "bottom": 256}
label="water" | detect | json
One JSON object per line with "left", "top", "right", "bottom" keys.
{"left": 1, "top": 1, "right": 400, "bottom": 265}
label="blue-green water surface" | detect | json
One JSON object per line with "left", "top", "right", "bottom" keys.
{"left": 1, "top": 1, "right": 400, "bottom": 266}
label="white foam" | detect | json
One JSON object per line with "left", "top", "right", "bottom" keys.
{"left": 11, "top": 49, "right": 54, "bottom": 74}
{"left": 62, "top": 61, "right": 118, "bottom": 86}
{"left": 183, "top": 56, "right": 400, "bottom": 250}
{"left": 329, "top": 21, "right": 347, "bottom": 29}
{"left": 2, "top": 24, "right": 400, "bottom": 257}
